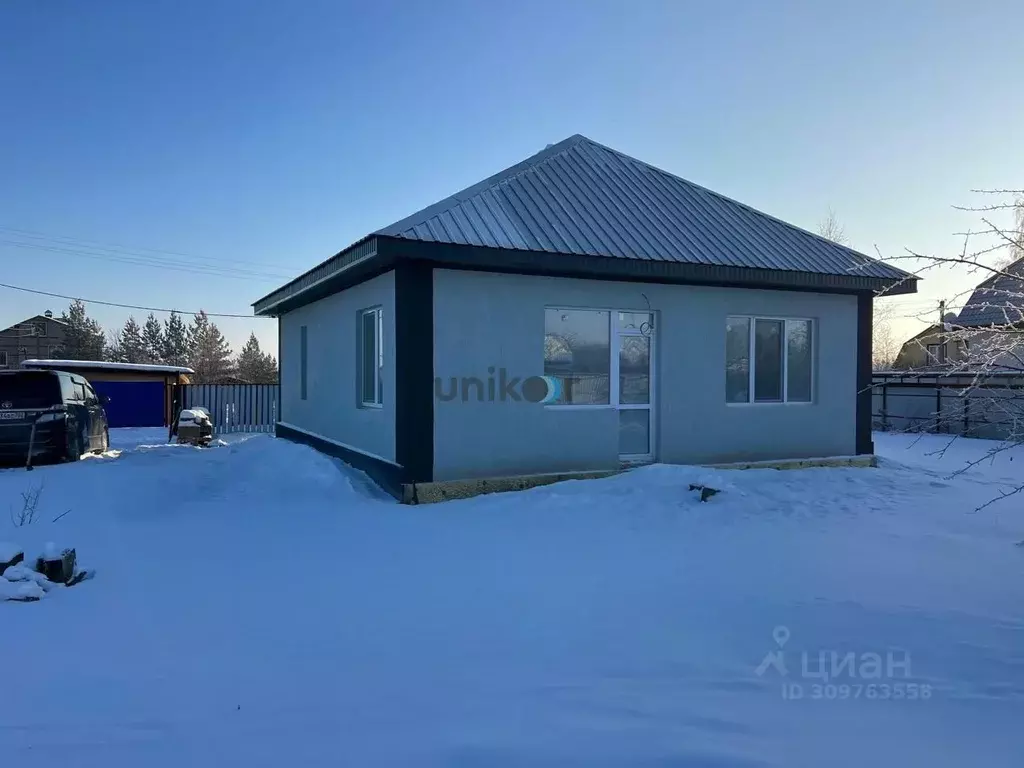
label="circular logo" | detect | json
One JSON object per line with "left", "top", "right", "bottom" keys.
{"left": 521, "top": 375, "right": 561, "bottom": 404}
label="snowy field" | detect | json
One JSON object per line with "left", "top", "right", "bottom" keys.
{"left": 1, "top": 429, "right": 1022, "bottom": 766}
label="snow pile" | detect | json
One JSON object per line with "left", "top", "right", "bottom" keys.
{"left": 0, "top": 429, "right": 1021, "bottom": 766}
{"left": 1, "top": 563, "right": 56, "bottom": 601}
{"left": 0, "top": 541, "right": 90, "bottom": 602}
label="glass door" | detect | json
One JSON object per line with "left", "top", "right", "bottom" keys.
{"left": 613, "top": 312, "right": 655, "bottom": 461}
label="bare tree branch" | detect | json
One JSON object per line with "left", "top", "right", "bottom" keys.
{"left": 875, "top": 190, "right": 1024, "bottom": 510}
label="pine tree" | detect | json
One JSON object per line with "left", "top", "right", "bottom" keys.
{"left": 261, "top": 349, "right": 279, "bottom": 384}
{"left": 236, "top": 332, "right": 279, "bottom": 384}
{"left": 188, "top": 310, "right": 233, "bottom": 383}
{"left": 162, "top": 311, "right": 189, "bottom": 367}
{"left": 107, "top": 328, "right": 124, "bottom": 363}
{"left": 142, "top": 313, "right": 164, "bottom": 363}
{"left": 113, "top": 316, "right": 146, "bottom": 363}
{"left": 59, "top": 300, "right": 106, "bottom": 360}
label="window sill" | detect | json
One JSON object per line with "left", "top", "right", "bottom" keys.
{"left": 726, "top": 401, "right": 814, "bottom": 407}
{"left": 360, "top": 402, "right": 384, "bottom": 410}
{"left": 620, "top": 456, "right": 654, "bottom": 467}
{"left": 543, "top": 404, "right": 616, "bottom": 411}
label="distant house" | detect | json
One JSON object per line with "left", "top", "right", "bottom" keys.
{"left": 894, "top": 259, "right": 1024, "bottom": 371}
{"left": 892, "top": 317, "right": 968, "bottom": 370}
{"left": 253, "top": 134, "right": 916, "bottom": 501}
{"left": 0, "top": 311, "right": 66, "bottom": 370}
{"left": 957, "top": 258, "right": 1024, "bottom": 329}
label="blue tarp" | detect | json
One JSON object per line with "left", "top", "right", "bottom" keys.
{"left": 91, "top": 380, "right": 166, "bottom": 428}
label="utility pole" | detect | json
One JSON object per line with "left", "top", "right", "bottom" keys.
{"left": 938, "top": 299, "right": 947, "bottom": 365}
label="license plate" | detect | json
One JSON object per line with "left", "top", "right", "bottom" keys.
{"left": 0, "top": 411, "right": 26, "bottom": 421}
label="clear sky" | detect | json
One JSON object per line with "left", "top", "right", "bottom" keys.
{"left": 2, "top": 0, "right": 1022, "bottom": 355}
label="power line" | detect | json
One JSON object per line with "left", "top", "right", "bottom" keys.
{"left": 0, "top": 280, "right": 266, "bottom": 320}
{"left": 0, "top": 224, "right": 290, "bottom": 271}
{"left": 0, "top": 239, "right": 292, "bottom": 282}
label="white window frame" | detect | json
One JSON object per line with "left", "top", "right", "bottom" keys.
{"left": 925, "top": 342, "right": 946, "bottom": 364}
{"left": 726, "top": 315, "right": 815, "bottom": 406}
{"left": 359, "top": 307, "right": 384, "bottom": 408}
{"left": 543, "top": 306, "right": 657, "bottom": 461}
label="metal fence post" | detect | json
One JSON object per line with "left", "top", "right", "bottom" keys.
{"left": 881, "top": 379, "right": 889, "bottom": 430}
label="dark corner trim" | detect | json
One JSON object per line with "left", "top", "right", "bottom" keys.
{"left": 277, "top": 317, "right": 283, "bottom": 422}
{"left": 393, "top": 259, "right": 434, "bottom": 484}
{"left": 856, "top": 292, "right": 874, "bottom": 455}
{"left": 275, "top": 422, "right": 404, "bottom": 500}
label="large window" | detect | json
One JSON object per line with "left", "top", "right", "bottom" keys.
{"left": 543, "top": 309, "right": 611, "bottom": 405}
{"left": 359, "top": 307, "right": 384, "bottom": 407}
{"left": 726, "top": 316, "right": 813, "bottom": 403}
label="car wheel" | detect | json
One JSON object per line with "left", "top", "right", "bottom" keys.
{"left": 94, "top": 427, "right": 110, "bottom": 454}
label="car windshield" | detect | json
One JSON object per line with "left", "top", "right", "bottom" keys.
{"left": 0, "top": 372, "right": 63, "bottom": 409}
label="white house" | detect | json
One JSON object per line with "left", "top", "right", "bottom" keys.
{"left": 253, "top": 134, "right": 916, "bottom": 501}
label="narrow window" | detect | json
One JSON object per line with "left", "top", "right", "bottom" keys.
{"left": 725, "top": 317, "right": 751, "bottom": 403}
{"left": 786, "top": 320, "right": 813, "bottom": 402}
{"left": 300, "top": 325, "right": 308, "bottom": 400}
{"left": 754, "top": 319, "right": 784, "bottom": 402}
{"left": 360, "top": 308, "right": 383, "bottom": 406}
{"left": 0, "top": 351, "right": 7, "bottom": 367}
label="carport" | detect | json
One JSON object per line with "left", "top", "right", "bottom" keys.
{"left": 21, "top": 360, "right": 193, "bottom": 427}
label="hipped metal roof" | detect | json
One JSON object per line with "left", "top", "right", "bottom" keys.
{"left": 254, "top": 134, "right": 916, "bottom": 315}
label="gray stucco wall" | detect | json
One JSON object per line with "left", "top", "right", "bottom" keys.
{"left": 432, "top": 269, "right": 857, "bottom": 481}
{"left": 279, "top": 271, "right": 396, "bottom": 463}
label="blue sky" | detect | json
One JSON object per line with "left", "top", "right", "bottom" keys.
{"left": 2, "top": 0, "right": 1022, "bottom": 354}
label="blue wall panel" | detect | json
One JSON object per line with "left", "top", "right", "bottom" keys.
{"left": 91, "top": 381, "right": 166, "bottom": 428}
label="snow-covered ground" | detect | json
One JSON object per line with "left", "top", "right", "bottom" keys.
{"left": 1, "top": 429, "right": 1022, "bottom": 766}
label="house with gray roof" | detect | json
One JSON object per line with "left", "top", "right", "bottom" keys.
{"left": 956, "top": 258, "right": 1024, "bottom": 328}
{"left": 0, "top": 311, "right": 66, "bottom": 371}
{"left": 253, "top": 134, "right": 916, "bottom": 501}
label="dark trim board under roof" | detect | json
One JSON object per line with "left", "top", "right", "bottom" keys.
{"left": 254, "top": 236, "right": 916, "bottom": 316}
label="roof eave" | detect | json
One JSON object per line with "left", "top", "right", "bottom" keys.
{"left": 253, "top": 236, "right": 381, "bottom": 316}
{"left": 253, "top": 236, "right": 916, "bottom": 318}
{"left": 385, "top": 238, "right": 918, "bottom": 296}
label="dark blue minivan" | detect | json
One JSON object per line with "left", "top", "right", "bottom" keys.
{"left": 0, "top": 370, "right": 110, "bottom": 466}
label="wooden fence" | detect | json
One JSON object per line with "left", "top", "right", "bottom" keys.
{"left": 175, "top": 384, "right": 279, "bottom": 434}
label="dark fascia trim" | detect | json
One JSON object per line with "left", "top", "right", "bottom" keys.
{"left": 275, "top": 422, "right": 405, "bottom": 499}
{"left": 382, "top": 237, "right": 918, "bottom": 297}
{"left": 856, "top": 293, "right": 874, "bottom": 455}
{"left": 254, "top": 233, "right": 917, "bottom": 317}
{"left": 253, "top": 237, "right": 388, "bottom": 316}
{"left": 393, "top": 260, "right": 434, "bottom": 484}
